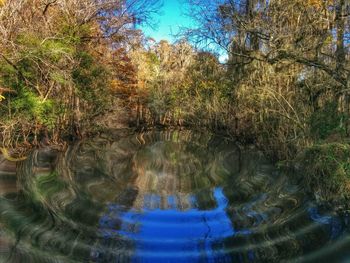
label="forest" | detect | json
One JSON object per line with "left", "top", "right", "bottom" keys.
{"left": 0, "top": 1, "right": 350, "bottom": 262}
{"left": 0, "top": 0, "right": 349, "bottom": 210}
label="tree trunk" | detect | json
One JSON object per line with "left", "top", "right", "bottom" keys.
{"left": 335, "top": 0, "right": 345, "bottom": 73}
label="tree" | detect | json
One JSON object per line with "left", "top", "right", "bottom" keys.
{"left": 0, "top": 0, "right": 161, "bottom": 146}
{"left": 185, "top": 0, "right": 349, "bottom": 88}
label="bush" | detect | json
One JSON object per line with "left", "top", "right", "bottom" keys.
{"left": 294, "top": 143, "right": 350, "bottom": 210}
{"left": 309, "top": 102, "right": 346, "bottom": 140}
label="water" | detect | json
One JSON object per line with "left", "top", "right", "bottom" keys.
{"left": 0, "top": 130, "right": 350, "bottom": 263}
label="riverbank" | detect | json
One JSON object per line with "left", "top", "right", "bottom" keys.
{"left": 287, "top": 142, "right": 350, "bottom": 212}
{"left": 1, "top": 122, "right": 350, "bottom": 214}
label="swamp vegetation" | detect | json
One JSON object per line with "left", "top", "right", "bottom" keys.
{"left": 0, "top": 0, "right": 350, "bottom": 262}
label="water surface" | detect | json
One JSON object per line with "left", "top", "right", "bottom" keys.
{"left": 0, "top": 130, "right": 349, "bottom": 262}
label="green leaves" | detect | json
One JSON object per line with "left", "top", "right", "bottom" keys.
{"left": 309, "top": 102, "right": 346, "bottom": 140}
{"left": 17, "top": 33, "right": 75, "bottom": 63}
{"left": 72, "top": 51, "right": 112, "bottom": 114}
{"left": 295, "top": 143, "right": 350, "bottom": 207}
{"left": 9, "top": 90, "right": 57, "bottom": 129}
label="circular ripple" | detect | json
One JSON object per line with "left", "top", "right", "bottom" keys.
{"left": 0, "top": 130, "right": 349, "bottom": 263}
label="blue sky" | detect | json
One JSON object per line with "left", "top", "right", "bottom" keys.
{"left": 140, "top": 0, "right": 194, "bottom": 42}
{"left": 138, "top": 0, "right": 228, "bottom": 62}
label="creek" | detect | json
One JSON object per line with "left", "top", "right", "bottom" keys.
{"left": 0, "top": 130, "right": 349, "bottom": 262}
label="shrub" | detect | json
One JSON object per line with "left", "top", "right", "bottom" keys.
{"left": 294, "top": 143, "right": 350, "bottom": 210}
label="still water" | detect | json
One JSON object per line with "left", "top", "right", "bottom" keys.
{"left": 0, "top": 130, "right": 349, "bottom": 263}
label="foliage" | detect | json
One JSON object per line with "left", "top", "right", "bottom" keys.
{"left": 0, "top": 0, "right": 159, "bottom": 146}
{"left": 0, "top": 0, "right": 349, "bottom": 173}
{"left": 0, "top": 0, "right": 349, "bottom": 211}
{"left": 309, "top": 102, "right": 347, "bottom": 140}
{"left": 182, "top": 0, "right": 349, "bottom": 160}
{"left": 72, "top": 51, "right": 112, "bottom": 116}
{"left": 128, "top": 42, "right": 232, "bottom": 128}
{"left": 294, "top": 143, "right": 350, "bottom": 209}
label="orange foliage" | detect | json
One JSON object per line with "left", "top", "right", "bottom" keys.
{"left": 308, "top": 0, "right": 322, "bottom": 7}
{"left": 109, "top": 48, "right": 137, "bottom": 95}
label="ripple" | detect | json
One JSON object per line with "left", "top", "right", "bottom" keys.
{"left": 0, "top": 130, "right": 349, "bottom": 262}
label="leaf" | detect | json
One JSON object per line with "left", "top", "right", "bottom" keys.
{"left": 0, "top": 94, "right": 5, "bottom": 101}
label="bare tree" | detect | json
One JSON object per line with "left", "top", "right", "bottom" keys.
{"left": 183, "top": 0, "right": 349, "bottom": 88}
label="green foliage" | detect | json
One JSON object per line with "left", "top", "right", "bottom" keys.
{"left": 10, "top": 90, "right": 57, "bottom": 129}
{"left": 0, "top": 61, "right": 18, "bottom": 89}
{"left": 295, "top": 143, "right": 350, "bottom": 208}
{"left": 50, "top": 71, "right": 68, "bottom": 85}
{"left": 309, "top": 102, "right": 346, "bottom": 140}
{"left": 72, "top": 51, "right": 112, "bottom": 114}
{"left": 17, "top": 33, "right": 74, "bottom": 62}
{"left": 130, "top": 44, "right": 232, "bottom": 127}
{"left": 59, "top": 22, "right": 91, "bottom": 44}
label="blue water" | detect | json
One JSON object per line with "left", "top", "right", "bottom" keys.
{"left": 99, "top": 188, "right": 243, "bottom": 262}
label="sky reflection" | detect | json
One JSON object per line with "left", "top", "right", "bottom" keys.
{"left": 98, "top": 187, "right": 252, "bottom": 262}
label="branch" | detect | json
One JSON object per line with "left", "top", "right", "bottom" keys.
{"left": 0, "top": 53, "right": 43, "bottom": 96}
{"left": 0, "top": 87, "right": 17, "bottom": 94}
{"left": 267, "top": 50, "right": 348, "bottom": 87}
{"left": 43, "top": 0, "right": 57, "bottom": 16}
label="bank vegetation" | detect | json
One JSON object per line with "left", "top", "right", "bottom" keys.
{"left": 0, "top": 0, "right": 349, "bottom": 203}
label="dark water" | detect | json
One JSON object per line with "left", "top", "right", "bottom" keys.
{"left": 0, "top": 130, "right": 350, "bottom": 263}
